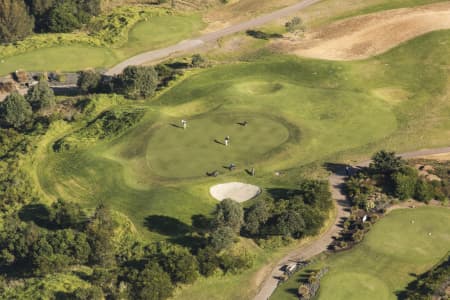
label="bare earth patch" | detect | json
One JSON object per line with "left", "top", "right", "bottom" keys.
{"left": 210, "top": 182, "right": 261, "bottom": 202}
{"left": 273, "top": 2, "right": 450, "bottom": 60}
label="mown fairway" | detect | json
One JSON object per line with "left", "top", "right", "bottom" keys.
{"left": 0, "top": 14, "right": 204, "bottom": 75}
{"left": 36, "top": 31, "right": 450, "bottom": 244}
{"left": 271, "top": 207, "right": 450, "bottom": 300}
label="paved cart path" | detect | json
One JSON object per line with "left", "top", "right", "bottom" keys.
{"left": 105, "top": 0, "right": 320, "bottom": 75}
{"left": 253, "top": 146, "right": 450, "bottom": 300}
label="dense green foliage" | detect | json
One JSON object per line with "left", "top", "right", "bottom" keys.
{"left": 272, "top": 207, "right": 450, "bottom": 300}
{"left": 53, "top": 108, "right": 145, "bottom": 152}
{"left": 0, "top": 0, "right": 34, "bottom": 43}
{"left": 399, "top": 253, "right": 450, "bottom": 299}
{"left": 0, "top": 0, "right": 101, "bottom": 43}
{"left": 26, "top": 80, "right": 56, "bottom": 113}
{"left": 0, "top": 92, "right": 33, "bottom": 129}
{"left": 117, "top": 65, "right": 159, "bottom": 99}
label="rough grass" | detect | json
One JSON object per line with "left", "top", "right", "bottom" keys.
{"left": 271, "top": 207, "right": 450, "bottom": 300}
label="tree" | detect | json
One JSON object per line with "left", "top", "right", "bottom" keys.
{"left": 244, "top": 199, "right": 269, "bottom": 235}
{"left": 414, "top": 180, "right": 433, "bottom": 203}
{"left": 45, "top": 1, "right": 81, "bottom": 33}
{"left": 26, "top": 80, "right": 56, "bottom": 112}
{"left": 210, "top": 226, "right": 236, "bottom": 251}
{"left": 118, "top": 66, "right": 158, "bottom": 99}
{"left": 77, "top": 70, "right": 101, "bottom": 93}
{"left": 47, "top": 199, "right": 85, "bottom": 229}
{"left": 0, "top": 0, "right": 34, "bottom": 43}
{"left": 159, "top": 249, "right": 199, "bottom": 284}
{"left": 128, "top": 262, "right": 174, "bottom": 300}
{"left": 214, "top": 199, "right": 244, "bottom": 233}
{"left": 86, "top": 204, "right": 116, "bottom": 266}
{"left": 197, "top": 246, "right": 219, "bottom": 276}
{"left": 370, "top": 150, "right": 404, "bottom": 174}
{"left": 392, "top": 167, "right": 418, "bottom": 200}
{"left": 0, "top": 92, "right": 32, "bottom": 128}
{"left": 275, "top": 210, "right": 305, "bottom": 238}
{"left": 26, "top": 0, "right": 54, "bottom": 31}
{"left": 69, "top": 286, "right": 104, "bottom": 300}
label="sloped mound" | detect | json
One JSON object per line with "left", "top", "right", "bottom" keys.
{"left": 210, "top": 182, "right": 261, "bottom": 202}
{"left": 274, "top": 2, "right": 450, "bottom": 60}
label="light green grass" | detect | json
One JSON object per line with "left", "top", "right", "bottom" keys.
{"left": 0, "top": 14, "right": 204, "bottom": 75}
{"left": 271, "top": 207, "right": 450, "bottom": 300}
{"left": 0, "top": 46, "right": 117, "bottom": 73}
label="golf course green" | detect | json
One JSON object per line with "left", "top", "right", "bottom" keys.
{"left": 271, "top": 207, "right": 450, "bottom": 300}
{"left": 35, "top": 31, "right": 450, "bottom": 243}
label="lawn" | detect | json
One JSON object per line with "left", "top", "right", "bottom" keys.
{"left": 0, "top": 14, "right": 204, "bottom": 75}
{"left": 31, "top": 30, "right": 450, "bottom": 298}
{"left": 271, "top": 207, "right": 450, "bottom": 300}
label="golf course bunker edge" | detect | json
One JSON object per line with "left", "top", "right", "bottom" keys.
{"left": 210, "top": 182, "right": 261, "bottom": 202}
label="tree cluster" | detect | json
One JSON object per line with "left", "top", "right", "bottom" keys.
{"left": 399, "top": 253, "right": 450, "bottom": 299}
{"left": 0, "top": 0, "right": 101, "bottom": 43}
{"left": 77, "top": 63, "right": 184, "bottom": 99}
{"left": 0, "top": 80, "right": 55, "bottom": 129}
{"left": 243, "top": 180, "right": 332, "bottom": 239}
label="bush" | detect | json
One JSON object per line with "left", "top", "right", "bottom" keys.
{"left": 219, "top": 250, "right": 253, "bottom": 274}
{"left": 77, "top": 70, "right": 102, "bottom": 93}
{"left": 117, "top": 66, "right": 158, "bottom": 99}
{"left": 392, "top": 167, "right": 418, "bottom": 200}
{"left": 414, "top": 180, "right": 434, "bottom": 203}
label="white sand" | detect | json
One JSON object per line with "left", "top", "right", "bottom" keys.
{"left": 210, "top": 182, "right": 261, "bottom": 202}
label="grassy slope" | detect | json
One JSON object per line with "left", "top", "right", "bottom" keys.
{"left": 272, "top": 207, "right": 450, "bottom": 300}
{"left": 0, "top": 14, "right": 204, "bottom": 75}
{"left": 30, "top": 30, "right": 450, "bottom": 298}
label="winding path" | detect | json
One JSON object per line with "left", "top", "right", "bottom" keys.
{"left": 105, "top": 0, "right": 320, "bottom": 75}
{"left": 253, "top": 146, "right": 450, "bottom": 300}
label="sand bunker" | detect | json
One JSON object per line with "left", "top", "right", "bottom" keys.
{"left": 274, "top": 2, "right": 450, "bottom": 60}
{"left": 210, "top": 182, "right": 261, "bottom": 202}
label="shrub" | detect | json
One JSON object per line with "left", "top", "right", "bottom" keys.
{"left": 117, "top": 66, "right": 158, "bottom": 99}
{"left": 414, "top": 180, "right": 434, "bottom": 203}
{"left": 285, "top": 17, "right": 303, "bottom": 33}
{"left": 392, "top": 168, "right": 418, "bottom": 200}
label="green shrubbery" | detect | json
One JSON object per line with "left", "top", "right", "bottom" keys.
{"left": 0, "top": 7, "right": 171, "bottom": 59}
{"left": 53, "top": 108, "right": 145, "bottom": 152}
{"left": 400, "top": 252, "right": 450, "bottom": 299}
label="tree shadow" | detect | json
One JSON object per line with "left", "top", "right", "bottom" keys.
{"left": 267, "top": 188, "right": 302, "bottom": 200}
{"left": 52, "top": 86, "right": 82, "bottom": 97}
{"left": 166, "top": 62, "right": 190, "bottom": 69}
{"left": 144, "top": 215, "right": 191, "bottom": 236}
{"left": 18, "top": 203, "right": 50, "bottom": 228}
{"left": 246, "top": 30, "right": 283, "bottom": 40}
{"left": 191, "top": 214, "right": 212, "bottom": 232}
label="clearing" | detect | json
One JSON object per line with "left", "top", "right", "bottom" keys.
{"left": 275, "top": 2, "right": 450, "bottom": 60}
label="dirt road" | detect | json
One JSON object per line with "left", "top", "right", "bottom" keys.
{"left": 253, "top": 146, "right": 450, "bottom": 300}
{"left": 105, "top": 0, "right": 320, "bottom": 75}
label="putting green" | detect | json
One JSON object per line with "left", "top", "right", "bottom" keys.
{"left": 271, "top": 207, "right": 450, "bottom": 300}
{"left": 146, "top": 113, "right": 291, "bottom": 178}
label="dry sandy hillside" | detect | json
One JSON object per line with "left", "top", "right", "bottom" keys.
{"left": 273, "top": 2, "right": 450, "bottom": 61}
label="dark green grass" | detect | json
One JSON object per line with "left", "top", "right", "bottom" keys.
{"left": 271, "top": 207, "right": 450, "bottom": 300}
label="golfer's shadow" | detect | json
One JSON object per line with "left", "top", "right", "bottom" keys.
{"left": 170, "top": 123, "right": 183, "bottom": 129}
{"left": 214, "top": 139, "right": 225, "bottom": 145}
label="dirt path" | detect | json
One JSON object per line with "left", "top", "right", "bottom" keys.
{"left": 253, "top": 146, "right": 450, "bottom": 300}
{"left": 277, "top": 2, "right": 450, "bottom": 61}
{"left": 105, "top": 0, "right": 320, "bottom": 75}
